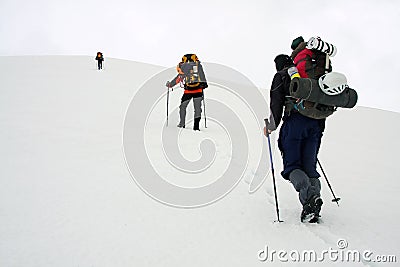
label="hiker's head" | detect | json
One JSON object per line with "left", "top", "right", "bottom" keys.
{"left": 274, "top": 54, "right": 293, "bottom": 71}
{"left": 291, "top": 36, "right": 304, "bottom": 50}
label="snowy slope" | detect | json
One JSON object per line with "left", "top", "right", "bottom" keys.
{"left": 0, "top": 56, "right": 399, "bottom": 267}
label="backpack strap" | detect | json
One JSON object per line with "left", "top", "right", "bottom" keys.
{"left": 295, "top": 57, "right": 308, "bottom": 66}
{"left": 325, "top": 53, "right": 330, "bottom": 73}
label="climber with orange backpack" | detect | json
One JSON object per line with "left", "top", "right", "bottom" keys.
{"left": 166, "top": 54, "right": 208, "bottom": 131}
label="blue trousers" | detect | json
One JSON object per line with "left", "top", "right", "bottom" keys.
{"left": 278, "top": 112, "right": 323, "bottom": 180}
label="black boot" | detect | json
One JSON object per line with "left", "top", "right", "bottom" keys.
{"left": 312, "top": 196, "right": 323, "bottom": 216}
{"left": 193, "top": 117, "right": 200, "bottom": 131}
{"left": 301, "top": 195, "right": 323, "bottom": 223}
{"left": 300, "top": 203, "right": 314, "bottom": 223}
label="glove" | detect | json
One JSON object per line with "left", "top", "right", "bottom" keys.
{"left": 263, "top": 126, "right": 273, "bottom": 136}
{"left": 264, "top": 118, "right": 275, "bottom": 136}
{"left": 166, "top": 81, "right": 171, "bottom": 88}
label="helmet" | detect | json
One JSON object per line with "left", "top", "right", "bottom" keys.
{"left": 318, "top": 72, "right": 348, "bottom": 95}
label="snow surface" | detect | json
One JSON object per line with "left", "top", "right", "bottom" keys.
{"left": 0, "top": 56, "right": 399, "bottom": 266}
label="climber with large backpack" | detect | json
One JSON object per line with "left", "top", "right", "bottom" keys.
{"left": 265, "top": 37, "right": 357, "bottom": 223}
{"left": 264, "top": 54, "right": 324, "bottom": 223}
{"left": 166, "top": 54, "right": 208, "bottom": 131}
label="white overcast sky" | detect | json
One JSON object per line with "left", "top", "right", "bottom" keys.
{"left": 1, "top": 0, "right": 399, "bottom": 112}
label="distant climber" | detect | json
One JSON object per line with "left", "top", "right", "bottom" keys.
{"left": 95, "top": 52, "right": 104, "bottom": 70}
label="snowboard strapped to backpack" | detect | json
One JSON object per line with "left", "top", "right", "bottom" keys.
{"left": 178, "top": 54, "right": 207, "bottom": 90}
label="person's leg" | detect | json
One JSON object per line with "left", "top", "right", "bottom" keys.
{"left": 289, "top": 169, "right": 319, "bottom": 205}
{"left": 301, "top": 124, "right": 324, "bottom": 219}
{"left": 290, "top": 169, "right": 323, "bottom": 222}
{"left": 178, "top": 94, "right": 192, "bottom": 127}
{"left": 192, "top": 96, "right": 202, "bottom": 130}
{"left": 193, "top": 96, "right": 202, "bottom": 118}
{"left": 309, "top": 177, "right": 322, "bottom": 216}
{"left": 302, "top": 123, "right": 322, "bottom": 179}
{"left": 279, "top": 114, "right": 304, "bottom": 179}
{"left": 309, "top": 177, "right": 321, "bottom": 196}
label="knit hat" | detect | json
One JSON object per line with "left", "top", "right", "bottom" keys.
{"left": 274, "top": 54, "right": 292, "bottom": 71}
{"left": 291, "top": 36, "right": 304, "bottom": 50}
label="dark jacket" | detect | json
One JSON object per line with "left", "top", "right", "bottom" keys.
{"left": 95, "top": 55, "right": 104, "bottom": 62}
{"left": 267, "top": 68, "right": 291, "bottom": 131}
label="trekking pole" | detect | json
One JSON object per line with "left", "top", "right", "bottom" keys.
{"left": 264, "top": 119, "right": 283, "bottom": 223}
{"left": 166, "top": 85, "right": 170, "bottom": 126}
{"left": 203, "top": 91, "right": 207, "bottom": 128}
{"left": 317, "top": 159, "right": 341, "bottom": 206}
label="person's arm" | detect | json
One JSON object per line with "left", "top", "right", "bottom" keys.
{"left": 267, "top": 73, "right": 286, "bottom": 132}
{"left": 166, "top": 74, "right": 183, "bottom": 88}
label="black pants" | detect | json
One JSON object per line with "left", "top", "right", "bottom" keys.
{"left": 97, "top": 61, "right": 103, "bottom": 70}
